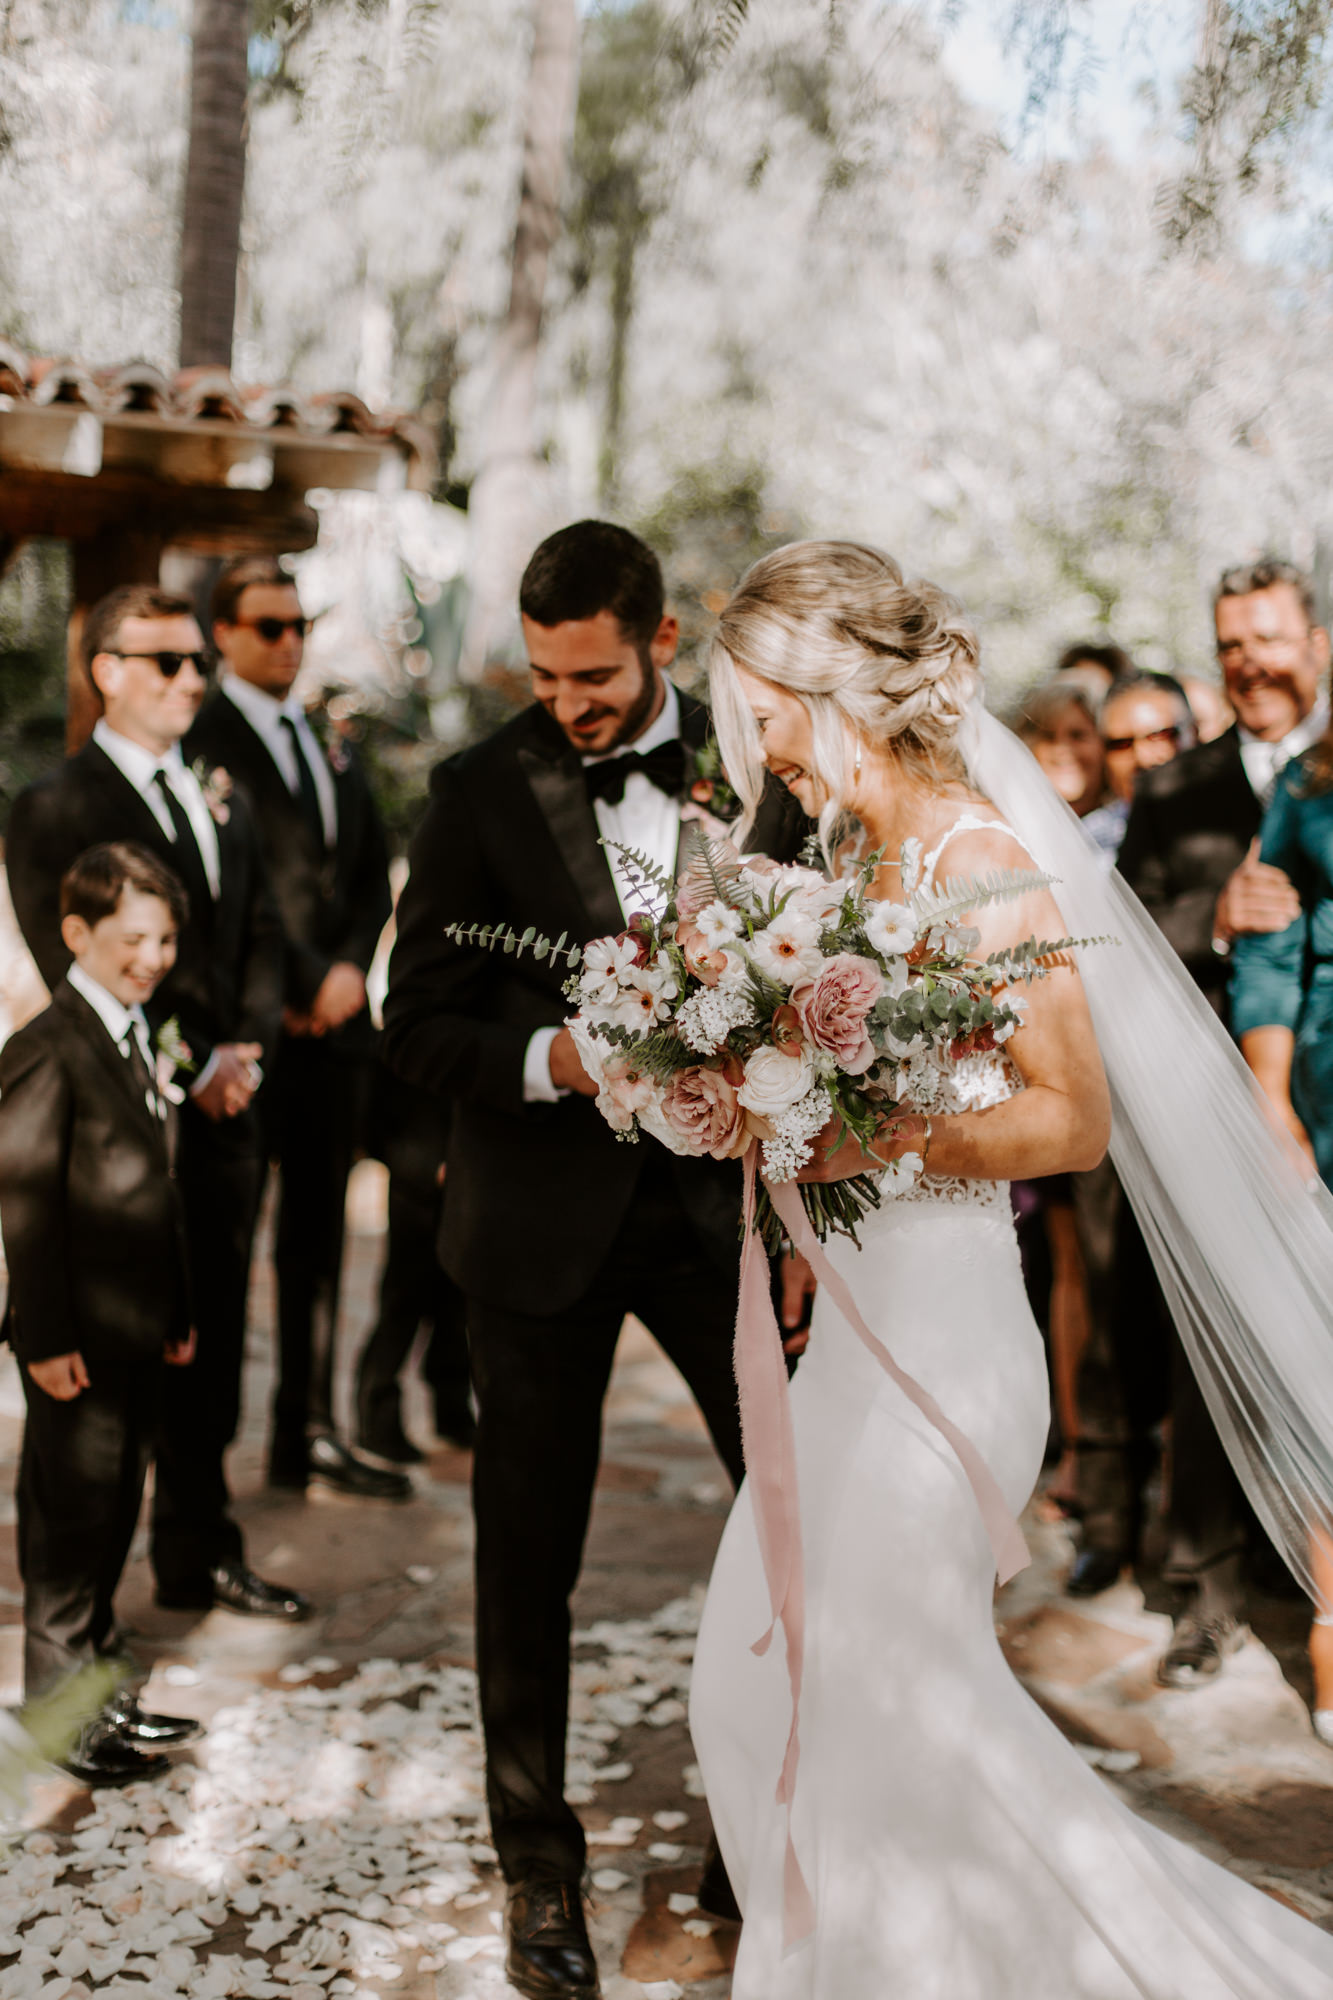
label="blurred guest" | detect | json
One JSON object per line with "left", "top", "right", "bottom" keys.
{"left": 1082, "top": 671, "right": 1197, "bottom": 866}
{"left": 1119, "top": 557, "right": 1327, "bottom": 1686}
{"left": 1016, "top": 680, "right": 1107, "bottom": 819}
{"left": 6, "top": 586, "right": 305, "bottom": 1622}
{"left": 187, "top": 558, "right": 401, "bottom": 1502}
{"left": 1054, "top": 640, "right": 1135, "bottom": 704}
{"left": 355, "top": 1065, "right": 473, "bottom": 1463}
{"left": 1181, "top": 674, "right": 1234, "bottom": 745}
{"left": 1065, "top": 675, "right": 1195, "bottom": 1594}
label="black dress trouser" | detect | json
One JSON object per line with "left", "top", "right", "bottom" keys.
{"left": 19, "top": 1351, "right": 160, "bottom": 1699}
{"left": 467, "top": 1149, "right": 746, "bottom": 1887}
{"left": 355, "top": 1174, "right": 471, "bottom": 1446}
{"left": 151, "top": 1107, "right": 262, "bottom": 1595}
{"left": 264, "top": 1034, "right": 372, "bottom": 1464}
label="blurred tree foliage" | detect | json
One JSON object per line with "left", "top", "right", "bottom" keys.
{"left": 0, "top": 543, "right": 71, "bottom": 828}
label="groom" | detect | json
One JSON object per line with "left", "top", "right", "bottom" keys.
{"left": 383, "top": 521, "right": 807, "bottom": 2000}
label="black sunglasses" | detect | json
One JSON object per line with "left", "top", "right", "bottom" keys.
{"left": 238, "top": 615, "right": 309, "bottom": 643}
{"left": 108, "top": 650, "right": 211, "bottom": 680}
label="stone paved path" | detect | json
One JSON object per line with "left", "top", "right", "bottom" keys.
{"left": 1, "top": 1165, "right": 1332, "bottom": 1998}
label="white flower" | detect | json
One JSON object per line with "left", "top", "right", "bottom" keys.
{"left": 900, "top": 837, "right": 924, "bottom": 896}
{"left": 864, "top": 901, "right": 918, "bottom": 958}
{"left": 696, "top": 900, "right": 745, "bottom": 951}
{"left": 738, "top": 1043, "right": 814, "bottom": 1117}
{"left": 580, "top": 935, "right": 642, "bottom": 1006}
{"left": 926, "top": 918, "right": 981, "bottom": 961}
{"left": 604, "top": 970, "right": 674, "bottom": 1031}
{"left": 749, "top": 908, "right": 824, "bottom": 987}
{"left": 880, "top": 1149, "right": 925, "bottom": 1193}
{"left": 759, "top": 1084, "right": 833, "bottom": 1181}
{"left": 677, "top": 983, "right": 756, "bottom": 1054}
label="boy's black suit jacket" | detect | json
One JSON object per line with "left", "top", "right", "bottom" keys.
{"left": 5, "top": 738, "right": 284, "bottom": 1070}
{"left": 382, "top": 692, "right": 809, "bottom": 1315}
{"left": 0, "top": 981, "right": 188, "bottom": 1365}
{"left": 1117, "top": 725, "right": 1260, "bottom": 1017}
{"left": 184, "top": 693, "right": 392, "bottom": 1019}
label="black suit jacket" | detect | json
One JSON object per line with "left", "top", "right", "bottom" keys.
{"left": 184, "top": 693, "right": 392, "bottom": 1016}
{"left": 1117, "top": 726, "right": 1260, "bottom": 1017}
{"left": 381, "top": 693, "right": 809, "bottom": 1314}
{"left": 0, "top": 982, "right": 188, "bottom": 1364}
{"left": 5, "top": 738, "right": 284, "bottom": 1071}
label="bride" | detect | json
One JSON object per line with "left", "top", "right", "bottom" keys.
{"left": 689, "top": 541, "right": 1333, "bottom": 1998}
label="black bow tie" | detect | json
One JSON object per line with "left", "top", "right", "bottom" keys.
{"left": 583, "top": 740, "right": 684, "bottom": 806}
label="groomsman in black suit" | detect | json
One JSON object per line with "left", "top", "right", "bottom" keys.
{"left": 383, "top": 521, "right": 809, "bottom": 2000}
{"left": 1119, "top": 556, "right": 1329, "bottom": 1687}
{"left": 186, "top": 558, "right": 400, "bottom": 1501}
{"left": 6, "top": 584, "right": 308, "bottom": 1622}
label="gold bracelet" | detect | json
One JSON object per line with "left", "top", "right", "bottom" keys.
{"left": 919, "top": 1114, "right": 933, "bottom": 1169}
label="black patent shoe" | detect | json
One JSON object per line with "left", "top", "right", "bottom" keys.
{"left": 308, "top": 1432, "right": 411, "bottom": 1502}
{"left": 1156, "top": 1614, "right": 1247, "bottom": 1689}
{"left": 505, "top": 1880, "right": 600, "bottom": 2000}
{"left": 1066, "top": 1549, "right": 1125, "bottom": 1599}
{"left": 61, "top": 1719, "right": 169, "bottom": 1788}
{"left": 210, "top": 1561, "right": 312, "bottom": 1622}
{"left": 696, "top": 1833, "right": 741, "bottom": 1922}
{"left": 106, "top": 1695, "right": 202, "bottom": 1745}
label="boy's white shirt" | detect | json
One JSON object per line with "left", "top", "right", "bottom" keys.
{"left": 66, "top": 962, "right": 162, "bottom": 1118}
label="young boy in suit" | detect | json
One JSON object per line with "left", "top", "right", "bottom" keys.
{"left": 0, "top": 842, "right": 203, "bottom": 1786}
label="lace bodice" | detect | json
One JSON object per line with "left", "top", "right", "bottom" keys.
{"left": 899, "top": 814, "right": 1026, "bottom": 1209}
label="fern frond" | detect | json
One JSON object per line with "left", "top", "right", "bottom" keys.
{"left": 443, "top": 920, "right": 583, "bottom": 970}
{"left": 675, "top": 822, "right": 746, "bottom": 910}
{"left": 914, "top": 867, "right": 1055, "bottom": 923}
{"left": 983, "top": 933, "right": 1116, "bottom": 981}
{"left": 599, "top": 838, "right": 676, "bottom": 904}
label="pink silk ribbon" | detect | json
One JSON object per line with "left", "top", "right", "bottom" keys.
{"left": 732, "top": 1143, "right": 1030, "bottom": 1951}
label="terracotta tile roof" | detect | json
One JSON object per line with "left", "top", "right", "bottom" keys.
{"left": 0, "top": 345, "right": 436, "bottom": 493}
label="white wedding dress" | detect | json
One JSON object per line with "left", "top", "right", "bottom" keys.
{"left": 690, "top": 816, "right": 1333, "bottom": 2000}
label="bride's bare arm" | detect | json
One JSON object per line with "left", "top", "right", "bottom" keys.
{"left": 802, "top": 827, "right": 1111, "bottom": 1185}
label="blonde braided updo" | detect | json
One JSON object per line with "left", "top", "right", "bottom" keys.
{"left": 708, "top": 541, "right": 980, "bottom": 840}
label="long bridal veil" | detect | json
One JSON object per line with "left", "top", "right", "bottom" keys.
{"left": 964, "top": 702, "right": 1333, "bottom": 1606}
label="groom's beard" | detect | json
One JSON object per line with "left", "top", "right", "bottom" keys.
{"left": 553, "top": 655, "right": 661, "bottom": 756}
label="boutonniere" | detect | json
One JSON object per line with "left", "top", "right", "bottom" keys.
{"left": 191, "top": 760, "right": 233, "bottom": 825}
{"left": 154, "top": 1017, "right": 196, "bottom": 1105}
{"left": 325, "top": 732, "right": 351, "bottom": 776}
{"left": 685, "top": 736, "right": 741, "bottom": 822}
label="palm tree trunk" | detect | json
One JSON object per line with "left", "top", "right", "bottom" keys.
{"left": 179, "top": 0, "right": 250, "bottom": 369}
{"left": 459, "top": 0, "right": 581, "bottom": 682}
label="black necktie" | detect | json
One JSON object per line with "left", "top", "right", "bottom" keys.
{"left": 153, "top": 770, "right": 212, "bottom": 919}
{"left": 120, "top": 1026, "right": 160, "bottom": 1118}
{"left": 583, "top": 739, "right": 685, "bottom": 807}
{"left": 280, "top": 715, "right": 328, "bottom": 846}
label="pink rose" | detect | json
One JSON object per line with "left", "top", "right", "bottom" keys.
{"left": 660, "top": 1064, "right": 749, "bottom": 1160}
{"left": 792, "top": 952, "right": 880, "bottom": 1075}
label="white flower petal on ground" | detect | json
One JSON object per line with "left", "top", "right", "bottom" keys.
{"left": 652, "top": 1811, "right": 688, "bottom": 1831}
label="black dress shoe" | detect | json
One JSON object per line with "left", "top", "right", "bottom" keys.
{"left": 1067, "top": 1549, "right": 1125, "bottom": 1598}
{"left": 505, "top": 1880, "right": 600, "bottom": 1999}
{"left": 1156, "top": 1614, "right": 1247, "bottom": 1689}
{"left": 210, "top": 1561, "right": 313, "bottom": 1621}
{"left": 307, "top": 1433, "right": 411, "bottom": 1501}
{"left": 696, "top": 1834, "right": 741, "bottom": 1922}
{"left": 61, "top": 1719, "right": 169, "bottom": 1788}
{"left": 356, "top": 1421, "right": 426, "bottom": 1467}
{"left": 106, "top": 1695, "right": 203, "bottom": 1746}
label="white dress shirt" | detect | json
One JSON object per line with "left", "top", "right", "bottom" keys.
{"left": 92, "top": 719, "right": 222, "bottom": 900}
{"left": 220, "top": 673, "right": 338, "bottom": 849}
{"left": 67, "top": 961, "right": 161, "bottom": 1119}
{"left": 1238, "top": 696, "right": 1330, "bottom": 806}
{"left": 524, "top": 683, "right": 684, "bottom": 1105}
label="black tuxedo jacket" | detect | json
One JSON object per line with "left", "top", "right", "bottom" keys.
{"left": 1117, "top": 725, "right": 1260, "bottom": 1016}
{"left": 0, "top": 982, "right": 188, "bottom": 1364}
{"left": 5, "top": 738, "right": 284, "bottom": 1070}
{"left": 382, "top": 693, "right": 809, "bottom": 1314}
{"left": 184, "top": 693, "right": 392, "bottom": 1016}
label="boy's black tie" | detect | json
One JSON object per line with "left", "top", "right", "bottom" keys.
{"left": 120, "top": 1028, "right": 160, "bottom": 1119}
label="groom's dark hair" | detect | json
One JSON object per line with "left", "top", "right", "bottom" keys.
{"left": 520, "top": 520, "right": 664, "bottom": 658}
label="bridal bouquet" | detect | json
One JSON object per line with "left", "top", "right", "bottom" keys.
{"left": 445, "top": 830, "right": 1095, "bottom": 1251}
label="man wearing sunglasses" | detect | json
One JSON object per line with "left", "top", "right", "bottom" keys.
{"left": 6, "top": 582, "right": 309, "bottom": 1624}
{"left": 186, "top": 557, "right": 397, "bottom": 1502}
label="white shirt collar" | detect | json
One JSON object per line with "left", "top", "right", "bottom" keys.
{"left": 220, "top": 670, "right": 303, "bottom": 729}
{"left": 583, "top": 679, "right": 682, "bottom": 765}
{"left": 92, "top": 717, "right": 188, "bottom": 791}
{"left": 1238, "top": 696, "right": 1330, "bottom": 796}
{"left": 67, "top": 961, "right": 149, "bottom": 1053}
